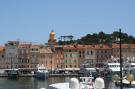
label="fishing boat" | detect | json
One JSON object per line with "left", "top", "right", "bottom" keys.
{"left": 35, "top": 64, "right": 49, "bottom": 79}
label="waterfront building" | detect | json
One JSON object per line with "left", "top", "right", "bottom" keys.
{"left": 84, "top": 45, "right": 96, "bottom": 67}
{"left": 63, "top": 45, "right": 79, "bottom": 69}
{"left": 54, "top": 45, "right": 64, "bottom": 69}
{"left": 5, "top": 41, "right": 19, "bottom": 69}
{"left": 0, "top": 46, "right": 5, "bottom": 68}
{"left": 77, "top": 45, "right": 87, "bottom": 67}
{"left": 18, "top": 43, "right": 31, "bottom": 73}
{"left": 80, "top": 44, "right": 112, "bottom": 68}
{"left": 94, "top": 44, "right": 112, "bottom": 67}
{"left": 39, "top": 45, "right": 54, "bottom": 70}
{"left": 112, "top": 43, "right": 135, "bottom": 62}
{"left": 30, "top": 44, "right": 40, "bottom": 69}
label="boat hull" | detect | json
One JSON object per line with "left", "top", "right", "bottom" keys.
{"left": 8, "top": 73, "right": 19, "bottom": 79}
{"left": 7, "top": 70, "right": 19, "bottom": 79}
{"left": 35, "top": 72, "right": 48, "bottom": 79}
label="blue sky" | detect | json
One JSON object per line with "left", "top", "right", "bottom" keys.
{"left": 0, "top": 0, "right": 135, "bottom": 45}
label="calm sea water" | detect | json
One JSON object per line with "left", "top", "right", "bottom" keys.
{"left": 0, "top": 77, "right": 110, "bottom": 89}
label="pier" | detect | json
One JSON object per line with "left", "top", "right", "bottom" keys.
{"left": 0, "top": 73, "right": 79, "bottom": 77}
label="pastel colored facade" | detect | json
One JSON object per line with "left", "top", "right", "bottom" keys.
{"left": 54, "top": 45, "right": 64, "bottom": 68}
{"left": 18, "top": 43, "right": 31, "bottom": 73}
{"left": 77, "top": 45, "right": 87, "bottom": 67}
{"left": 39, "top": 46, "right": 54, "bottom": 70}
{"left": 0, "top": 46, "right": 5, "bottom": 68}
{"left": 112, "top": 44, "right": 135, "bottom": 62}
{"left": 94, "top": 44, "right": 112, "bottom": 67}
{"left": 5, "top": 41, "right": 19, "bottom": 69}
{"left": 84, "top": 45, "right": 96, "bottom": 67}
{"left": 63, "top": 45, "right": 79, "bottom": 68}
{"left": 30, "top": 44, "right": 40, "bottom": 69}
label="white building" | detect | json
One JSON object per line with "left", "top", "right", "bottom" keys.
{"left": 5, "top": 41, "right": 19, "bottom": 69}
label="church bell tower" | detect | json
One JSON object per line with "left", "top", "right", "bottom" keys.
{"left": 48, "top": 30, "right": 57, "bottom": 45}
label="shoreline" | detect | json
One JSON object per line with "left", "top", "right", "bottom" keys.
{"left": 0, "top": 74, "right": 79, "bottom": 77}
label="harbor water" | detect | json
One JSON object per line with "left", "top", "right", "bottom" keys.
{"left": 0, "top": 77, "right": 110, "bottom": 89}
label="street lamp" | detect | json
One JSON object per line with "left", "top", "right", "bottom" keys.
{"left": 119, "top": 28, "right": 123, "bottom": 89}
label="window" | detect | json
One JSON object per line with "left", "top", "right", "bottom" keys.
{"left": 65, "top": 60, "right": 67, "bottom": 63}
{"left": 74, "top": 60, "right": 76, "bottom": 63}
{"left": 87, "top": 51, "right": 89, "bottom": 55}
{"left": 1, "top": 55, "right": 4, "bottom": 58}
{"left": 50, "top": 61, "right": 52, "bottom": 64}
{"left": 79, "top": 54, "right": 81, "bottom": 58}
{"left": 91, "top": 51, "right": 93, "bottom": 55}
{"left": 70, "top": 53, "right": 72, "bottom": 58}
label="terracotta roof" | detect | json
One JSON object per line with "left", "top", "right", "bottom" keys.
{"left": 18, "top": 44, "right": 31, "bottom": 48}
{"left": 112, "top": 43, "right": 135, "bottom": 49}
{"left": 31, "top": 45, "right": 40, "bottom": 48}
{"left": 62, "top": 44, "right": 111, "bottom": 50}
{"left": 63, "top": 45, "right": 77, "bottom": 50}
{"left": 94, "top": 44, "right": 111, "bottom": 49}
{"left": 40, "top": 47, "right": 53, "bottom": 53}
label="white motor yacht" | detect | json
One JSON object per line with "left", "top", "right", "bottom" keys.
{"left": 47, "top": 73, "right": 105, "bottom": 89}
{"left": 35, "top": 64, "right": 48, "bottom": 79}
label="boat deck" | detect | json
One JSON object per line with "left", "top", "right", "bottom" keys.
{"left": 108, "top": 82, "right": 135, "bottom": 89}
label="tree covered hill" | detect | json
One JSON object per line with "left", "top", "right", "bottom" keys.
{"left": 58, "top": 31, "right": 135, "bottom": 45}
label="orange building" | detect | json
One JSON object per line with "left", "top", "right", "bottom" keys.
{"left": 54, "top": 45, "right": 64, "bottom": 69}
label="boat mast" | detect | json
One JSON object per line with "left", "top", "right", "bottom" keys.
{"left": 119, "top": 29, "right": 123, "bottom": 89}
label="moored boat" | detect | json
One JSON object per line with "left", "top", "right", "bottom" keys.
{"left": 48, "top": 73, "right": 105, "bottom": 89}
{"left": 35, "top": 64, "right": 49, "bottom": 79}
{"left": 108, "top": 29, "right": 135, "bottom": 89}
{"left": 7, "top": 69, "right": 19, "bottom": 79}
